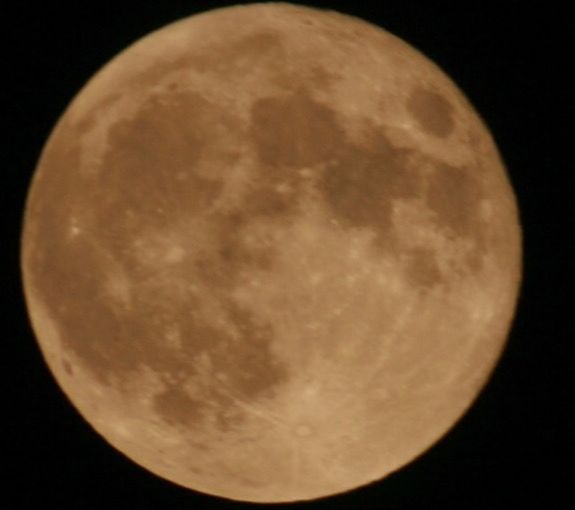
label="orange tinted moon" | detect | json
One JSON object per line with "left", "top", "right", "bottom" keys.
{"left": 21, "top": 3, "right": 521, "bottom": 503}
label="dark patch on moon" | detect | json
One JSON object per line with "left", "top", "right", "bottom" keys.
{"left": 153, "top": 385, "right": 205, "bottom": 427}
{"left": 404, "top": 247, "right": 443, "bottom": 289}
{"left": 426, "top": 163, "right": 483, "bottom": 238}
{"left": 320, "top": 124, "right": 420, "bottom": 246}
{"left": 102, "top": 90, "right": 226, "bottom": 220}
{"left": 36, "top": 251, "right": 289, "bottom": 421}
{"left": 244, "top": 182, "right": 298, "bottom": 219}
{"left": 250, "top": 90, "right": 344, "bottom": 169}
{"left": 152, "top": 300, "right": 288, "bottom": 431}
{"left": 77, "top": 87, "right": 244, "bottom": 275}
{"left": 406, "top": 86, "right": 455, "bottom": 138}
{"left": 105, "top": 90, "right": 207, "bottom": 175}
{"left": 26, "top": 86, "right": 294, "bottom": 412}
{"left": 215, "top": 301, "right": 288, "bottom": 399}
{"left": 246, "top": 87, "right": 485, "bottom": 274}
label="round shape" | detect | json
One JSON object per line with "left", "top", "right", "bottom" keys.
{"left": 21, "top": 2, "right": 521, "bottom": 503}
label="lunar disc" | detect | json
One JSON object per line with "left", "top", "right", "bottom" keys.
{"left": 21, "top": 2, "right": 521, "bottom": 503}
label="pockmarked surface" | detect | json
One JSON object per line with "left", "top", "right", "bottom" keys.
{"left": 21, "top": 3, "right": 521, "bottom": 503}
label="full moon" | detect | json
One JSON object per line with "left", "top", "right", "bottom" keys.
{"left": 21, "top": 3, "right": 521, "bottom": 503}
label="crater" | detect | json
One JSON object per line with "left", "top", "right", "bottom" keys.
{"left": 406, "top": 86, "right": 455, "bottom": 138}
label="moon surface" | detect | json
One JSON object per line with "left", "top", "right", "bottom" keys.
{"left": 21, "top": 3, "right": 521, "bottom": 503}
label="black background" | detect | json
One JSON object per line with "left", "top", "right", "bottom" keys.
{"left": 5, "top": 1, "right": 570, "bottom": 509}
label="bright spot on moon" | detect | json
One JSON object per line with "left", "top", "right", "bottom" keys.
{"left": 21, "top": 2, "right": 521, "bottom": 504}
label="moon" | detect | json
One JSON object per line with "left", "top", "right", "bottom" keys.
{"left": 21, "top": 2, "right": 521, "bottom": 503}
